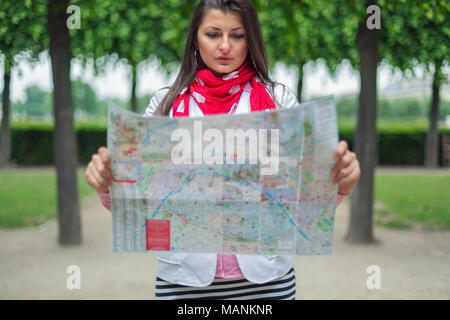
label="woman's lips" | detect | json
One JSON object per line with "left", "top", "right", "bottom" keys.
{"left": 217, "top": 57, "right": 232, "bottom": 63}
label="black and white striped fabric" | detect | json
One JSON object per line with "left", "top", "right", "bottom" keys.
{"left": 155, "top": 267, "right": 296, "bottom": 300}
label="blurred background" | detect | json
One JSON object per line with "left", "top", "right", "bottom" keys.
{"left": 0, "top": 0, "right": 449, "bottom": 299}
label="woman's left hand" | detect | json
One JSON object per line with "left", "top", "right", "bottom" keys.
{"left": 330, "top": 140, "right": 360, "bottom": 195}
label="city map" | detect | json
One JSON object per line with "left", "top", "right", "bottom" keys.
{"left": 108, "top": 96, "right": 339, "bottom": 256}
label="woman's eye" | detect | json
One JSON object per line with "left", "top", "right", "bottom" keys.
{"left": 205, "top": 33, "right": 245, "bottom": 39}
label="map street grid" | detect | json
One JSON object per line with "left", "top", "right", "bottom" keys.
{"left": 108, "top": 96, "right": 339, "bottom": 256}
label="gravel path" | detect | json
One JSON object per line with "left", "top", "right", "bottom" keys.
{"left": 0, "top": 193, "right": 449, "bottom": 299}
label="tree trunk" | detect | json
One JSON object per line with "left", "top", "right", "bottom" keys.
{"left": 130, "top": 65, "right": 137, "bottom": 112}
{"left": 0, "top": 60, "right": 11, "bottom": 168}
{"left": 424, "top": 62, "right": 441, "bottom": 168}
{"left": 297, "top": 62, "right": 304, "bottom": 103}
{"left": 346, "top": 2, "right": 380, "bottom": 244}
{"left": 48, "top": 0, "right": 81, "bottom": 245}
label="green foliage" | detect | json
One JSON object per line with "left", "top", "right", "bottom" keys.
{"left": 255, "top": 0, "right": 360, "bottom": 73}
{"left": 70, "top": 0, "right": 196, "bottom": 74}
{"left": 137, "top": 94, "right": 152, "bottom": 114}
{"left": 72, "top": 79, "right": 98, "bottom": 114}
{"left": 8, "top": 121, "right": 450, "bottom": 166}
{"left": 67, "top": 0, "right": 199, "bottom": 109}
{"left": 13, "top": 85, "right": 52, "bottom": 117}
{"left": 11, "top": 123, "right": 106, "bottom": 165}
{"left": 336, "top": 96, "right": 450, "bottom": 120}
{"left": 378, "top": 131, "right": 427, "bottom": 165}
{"left": 340, "top": 127, "right": 450, "bottom": 166}
{"left": 382, "top": 0, "right": 449, "bottom": 82}
{"left": 0, "top": 0, "right": 47, "bottom": 72}
{"left": 10, "top": 81, "right": 106, "bottom": 118}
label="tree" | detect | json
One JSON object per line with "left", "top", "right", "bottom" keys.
{"left": 71, "top": 0, "right": 193, "bottom": 112}
{"left": 48, "top": 0, "right": 81, "bottom": 245}
{"left": 425, "top": 61, "right": 446, "bottom": 168}
{"left": 0, "top": 1, "right": 47, "bottom": 167}
{"left": 332, "top": 0, "right": 448, "bottom": 241}
{"left": 72, "top": 79, "right": 98, "bottom": 116}
{"left": 1, "top": 60, "right": 11, "bottom": 166}
{"left": 259, "top": 0, "right": 377, "bottom": 243}
{"left": 14, "top": 85, "right": 52, "bottom": 117}
{"left": 255, "top": 0, "right": 354, "bottom": 102}
{"left": 347, "top": 0, "right": 381, "bottom": 244}
{"left": 256, "top": 0, "right": 376, "bottom": 242}
{"left": 382, "top": 0, "right": 449, "bottom": 167}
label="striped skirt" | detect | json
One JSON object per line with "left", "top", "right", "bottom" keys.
{"left": 155, "top": 267, "right": 296, "bottom": 300}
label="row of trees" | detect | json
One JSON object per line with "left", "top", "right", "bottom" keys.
{"left": 5, "top": 80, "right": 100, "bottom": 118}
{"left": 6, "top": 83, "right": 449, "bottom": 121}
{"left": 0, "top": 0, "right": 448, "bottom": 246}
{"left": 338, "top": 96, "right": 450, "bottom": 121}
{"left": 2, "top": 80, "right": 152, "bottom": 119}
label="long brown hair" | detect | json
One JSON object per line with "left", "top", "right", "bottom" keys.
{"left": 153, "top": 0, "right": 280, "bottom": 116}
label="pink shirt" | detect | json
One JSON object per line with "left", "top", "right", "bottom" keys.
{"left": 98, "top": 191, "right": 348, "bottom": 279}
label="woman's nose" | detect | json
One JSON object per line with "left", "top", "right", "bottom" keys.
{"left": 219, "top": 36, "right": 231, "bottom": 52}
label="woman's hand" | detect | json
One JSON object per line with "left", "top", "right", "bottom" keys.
{"left": 85, "top": 147, "right": 114, "bottom": 194}
{"left": 330, "top": 141, "right": 360, "bottom": 195}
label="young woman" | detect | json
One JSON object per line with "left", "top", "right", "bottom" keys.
{"left": 86, "top": 0, "right": 360, "bottom": 300}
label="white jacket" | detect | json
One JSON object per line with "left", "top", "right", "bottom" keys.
{"left": 144, "top": 80, "right": 299, "bottom": 287}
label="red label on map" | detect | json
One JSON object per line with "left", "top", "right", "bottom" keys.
{"left": 146, "top": 219, "right": 170, "bottom": 251}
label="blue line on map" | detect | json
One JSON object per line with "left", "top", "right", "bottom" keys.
{"left": 150, "top": 120, "right": 179, "bottom": 131}
{"left": 141, "top": 120, "right": 179, "bottom": 143}
{"left": 144, "top": 166, "right": 153, "bottom": 182}
{"left": 263, "top": 191, "right": 311, "bottom": 241}
{"left": 148, "top": 170, "right": 311, "bottom": 241}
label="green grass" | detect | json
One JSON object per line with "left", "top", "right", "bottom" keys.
{"left": 374, "top": 173, "right": 450, "bottom": 230}
{"left": 0, "top": 168, "right": 96, "bottom": 228}
{"left": 11, "top": 120, "right": 108, "bottom": 130}
{"left": 337, "top": 117, "right": 449, "bottom": 132}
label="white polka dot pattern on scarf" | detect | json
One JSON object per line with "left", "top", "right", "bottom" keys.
{"left": 177, "top": 100, "right": 185, "bottom": 112}
{"left": 195, "top": 77, "right": 205, "bottom": 86}
{"left": 229, "top": 84, "right": 240, "bottom": 94}
{"left": 192, "top": 91, "right": 206, "bottom": 103}
{"left": 228, "top": 103, "right": 238, "bottom": 113}
{"left": 222, "top": 70, "right": 239, "bottom": 81}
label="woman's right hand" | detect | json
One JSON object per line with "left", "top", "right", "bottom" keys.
{"left": 85, "top": 147, "right": 114, "bottom": 194}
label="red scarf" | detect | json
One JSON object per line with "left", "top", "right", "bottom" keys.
{"left": 172, "top": 59, "right": 276, "bottom": 117}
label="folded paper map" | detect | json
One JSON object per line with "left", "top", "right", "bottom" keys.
{"left": 108, "top": 96, "right": 339, "bottom": 255}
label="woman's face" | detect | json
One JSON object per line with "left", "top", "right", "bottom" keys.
{"left": 197, "top": 9, "right": 248, "bottom": 77}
